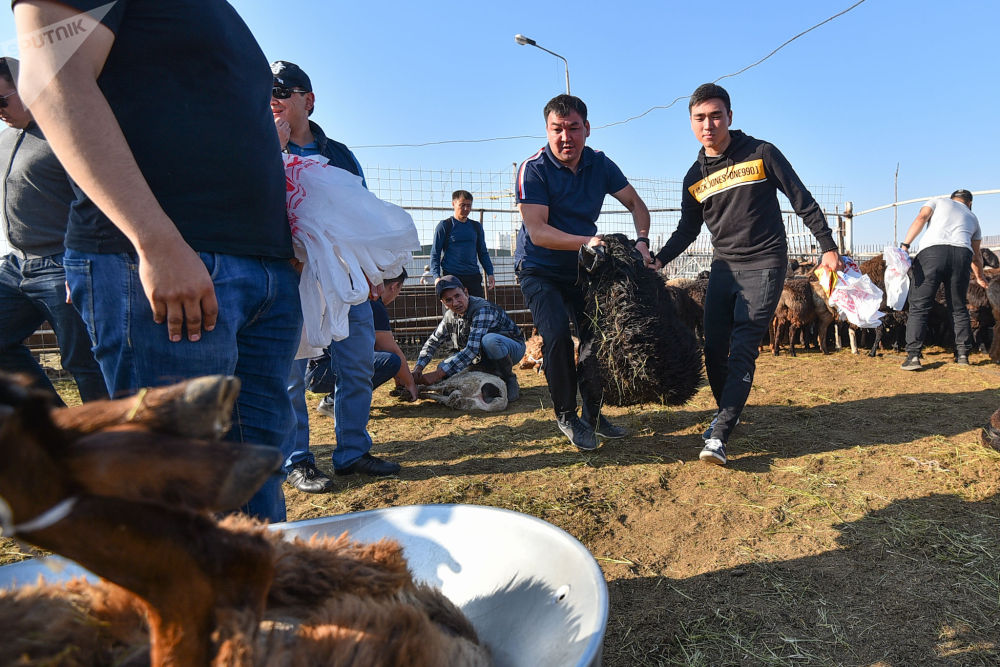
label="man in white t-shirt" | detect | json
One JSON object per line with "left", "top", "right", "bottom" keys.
{"left": 899, "top": 189, "right": 988, "bottom": 370}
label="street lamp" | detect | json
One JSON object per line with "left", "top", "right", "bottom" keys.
{"left": 514, "top": 34, "right": 570, "bottom": 94}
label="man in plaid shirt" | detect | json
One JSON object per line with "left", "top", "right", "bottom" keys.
{"left": 413, "top": 275, "right": 526, "bottom": 400}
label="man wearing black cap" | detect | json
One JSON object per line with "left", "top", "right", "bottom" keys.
{"left": 412, "top": 275, "right": 525, "bottom": 401}
{"left": 270, "top": 60, "right": 400, "bottom": 485}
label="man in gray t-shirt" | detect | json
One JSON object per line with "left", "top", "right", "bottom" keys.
{"left": 0, "top": 57, "right": 106, "bottom": 403}
{"left": 899, "top": 189, "right": 988, "bottom": 370}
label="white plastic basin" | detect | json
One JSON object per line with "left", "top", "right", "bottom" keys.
{"left": 1, "top": 504, "right": 608, "bottom": 666}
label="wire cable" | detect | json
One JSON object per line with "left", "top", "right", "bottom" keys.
{"left": 352, "top": 0, "right": 867, "bottom": 149}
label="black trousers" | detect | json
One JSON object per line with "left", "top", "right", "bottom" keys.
{"left": 518, "top": 271, "right": 601, "bottom": 421}
{"left": 905, "top": 245, "right": 973, "bottom": 357}
{"left": 455, "top": 273, "right": 485, "bottom": 299}
{"left": 703, "top": 262, "right": 785, "bottom": 443}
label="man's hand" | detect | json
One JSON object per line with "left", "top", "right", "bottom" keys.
{"left": 976, "top": 276, "right": 990, "bottom": 289}
{"left": 418, "top": 368, "right": 445, "bottom": 385}
{"left": 635, "top": 240, "right": 654, "bottom": 266}
{"left": 274, "top": 117, "right": 290, "bottom": 150}
{"left": 402, "top": 381, "right": 419, "bottom": 401}
{"left": 652, "top": 258, "right": 664, "bottom": 270}
{"left": 819, "top": 250, "right": 843, "bottom": 273}
{"left": 368, "top": 279, "right": 383, "bottom": 300}
{"left": 587, "top": 235, "right": 605, "bottom": 248}
{"left": 137, "top": 239, "right": 218, "bottom": 342}
{"left": 486, "top": 275, "right": 495, "bottom": 290}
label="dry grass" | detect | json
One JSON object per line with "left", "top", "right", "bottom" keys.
{"left": 3, "top": 345, "right": 1000, "bottom": 665}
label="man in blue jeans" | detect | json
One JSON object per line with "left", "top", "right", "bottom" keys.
{"left": 413, "top": 275, "right": 525, "bottom": 401}
{"left": 285, "top": 269, "right": 416, "bottom": 492}
{"left": 271, "top": 60, "right": 400, "bottom": 488}
{"left": 0, "top": 57, "right": 106, "bottom": 405}
{"left": 13, "top": 1, "right": 301, "bottom": 522}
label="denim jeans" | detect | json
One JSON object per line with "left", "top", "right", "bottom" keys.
{"left": 0, "top": 252, "right": 107, "bottom": 404}
{"left": 282, "top": 357, "right": 313, "bottom": 471}
{"left": 321, "top": 302, "right": 376, "bottom": 470}
{"left": 518, "top": 271, "right": 601, "bottom": 422}
{"left": 305, "top": 349, "right": 400, "bottom": 395}
{"left": 703, "top": 262, "right": 785, "bottom": 443}
{"left": 905, "top": 245, "right": 974, "bottom": 356}
{"left": 63, "top": 249, "right": 302, "bottom": 522}
{"left": 482, "top": 332, "right": 526, "bottom": 365}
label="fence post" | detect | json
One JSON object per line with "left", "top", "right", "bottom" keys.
{"left": 844, "top": 201, "right": 854, "bottom": 255}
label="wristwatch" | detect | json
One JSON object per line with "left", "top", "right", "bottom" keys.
{"left": 900, "top": 242, "right": 910, "bottom": 250}
{"left": 635, "top": 237, "right": 650, "bottom": 247}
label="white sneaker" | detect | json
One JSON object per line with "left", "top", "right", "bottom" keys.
{"left": 316, "top": 396, "right": 335, "bottom": 419}
{"left": 699, "top": 438, "right": 727, "bottom": 465}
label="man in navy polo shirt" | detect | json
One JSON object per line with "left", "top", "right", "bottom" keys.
{"left": 515, "top": 94, "right": 652, "bottom": 450}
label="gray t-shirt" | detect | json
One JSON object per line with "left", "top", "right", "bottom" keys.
{"left": 916, "top": 197, "right": 981, "bottom": 253}
{"left": 0, "top": 123, "right": 74, "bottom": 258}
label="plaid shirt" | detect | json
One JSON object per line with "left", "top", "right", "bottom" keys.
{"left": 416, "top": 297, "right": 523, "bottom": 377}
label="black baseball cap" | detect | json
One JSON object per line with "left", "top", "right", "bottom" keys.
{"left": 270, "top": 60, "right": 311, "bottom": 92}
{"left": 436, "top": 275, "right": 466, "bottom": 298}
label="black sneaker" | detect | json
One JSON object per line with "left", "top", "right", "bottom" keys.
{"left": 590, "top": 415, "right": 627, "bottom": 439}
{"left": 286, "top": 461, "right": 334, "bottom": 493}
{"left": 556, "top": 414, "right": 597, "bottom": 451}
{"left": 900, "top": 355, "right": 922, "bottom": 371}
{"left": 334, "top": 453, "right": 401, "bottom": 477}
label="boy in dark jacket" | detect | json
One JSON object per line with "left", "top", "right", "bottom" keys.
{"left": 654, "top": 83, "right": 842, "bottom": 466}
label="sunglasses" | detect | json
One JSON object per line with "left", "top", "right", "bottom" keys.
{"left": 0, "top": 90, "right": 17, "bottom": 109}
{"left": 272, "top": 86, "right": 309, "bottom": 100}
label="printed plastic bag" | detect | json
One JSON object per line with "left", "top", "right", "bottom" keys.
{"left": 882, "top": 246, "right": 911, "bottom": 311}
{"left": 284, "top": 154, "right": 419, "bottom": 350}
{"left": 816, "top": 255, "right": 885, "bottom": 328}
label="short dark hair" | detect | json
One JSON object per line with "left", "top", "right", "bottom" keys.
{"left": 689, "top": 83, "right": 731, "bottom": 113}
{"left": 543, "top": 94, "right": 588, "bottom": 123}
{"left": 951, "top": 189, "right": 973, "bottom": 204}
{"left": 385, "top": 268, "right": 408, "bottom": 286}
{"left": 0, "top": 58, "right": 14, "bottom": 87}
{"left": 452, "top": 190, "right": 473, "bottom": 202}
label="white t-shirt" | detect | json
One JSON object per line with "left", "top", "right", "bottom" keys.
{"left": 916, "top": 197, "right": 981, "bottom": 253}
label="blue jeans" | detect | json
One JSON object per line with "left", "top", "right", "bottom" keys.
{"left": 305, "top": 349, "right": 400, "bottom": 395}
{"left": 326, "top": 302, "right": 375, "bottom": 470}
{"left": 0, "top": 253, "right": 107, "bottom": 404}
{"left": 282, "top": 357, "right": 313, "bottom": 471}
{"left": 63, "top": 249, "right": 302, "bottom": 522}
{"left": 482, "top": 332, "right": 526, "bottom": 365}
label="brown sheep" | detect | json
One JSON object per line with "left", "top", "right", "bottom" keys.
{"left": 771, "top": 278, "right": 836, "bottom": 356}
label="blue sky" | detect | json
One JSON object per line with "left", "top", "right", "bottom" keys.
{"left": 2, "top": 0, "right": 997, "bottom": 248}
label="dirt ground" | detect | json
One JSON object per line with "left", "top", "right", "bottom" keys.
{"left": 4, "top": 344, "right": 999, "bottom": 665}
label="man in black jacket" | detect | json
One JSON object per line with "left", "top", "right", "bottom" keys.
{"left": 654, "top": 83, "right": 841, "bottom": 466}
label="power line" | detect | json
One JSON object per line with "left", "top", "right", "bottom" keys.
{"left": 352, "top": 0, "right": 867, "bottom": 150}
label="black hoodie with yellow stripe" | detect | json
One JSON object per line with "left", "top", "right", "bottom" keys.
{"left": 655, "top": 129, "right": 838, "bottom": 270}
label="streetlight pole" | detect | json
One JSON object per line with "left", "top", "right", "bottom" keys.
{"left": 514, "top": 34, "right": 570, "bottom": 94}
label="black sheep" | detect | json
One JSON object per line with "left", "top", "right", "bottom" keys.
{"left": 576, "top": 234, "right": 702, "bottom": 407}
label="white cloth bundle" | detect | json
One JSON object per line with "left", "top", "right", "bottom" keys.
{"left": 882, "top": 246, "right": 912, "bottom": 311}
{"left": 821, "top": 255, "right": 885, "bottom": 329}
{"left": 285, "top": 154, "right": 419, "bottom": 352}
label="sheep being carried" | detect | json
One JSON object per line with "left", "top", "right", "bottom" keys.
{"left": 577, "top": 234, "right": 703, "bottom": 407}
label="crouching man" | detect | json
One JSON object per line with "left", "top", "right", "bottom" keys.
{"left": 412, "top": 275, "right": 525, "bottom": 401}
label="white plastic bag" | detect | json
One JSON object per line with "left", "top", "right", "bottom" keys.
{"left": 818, "top": 255, "right": 885, "bottom": 328}
{"left": 882, "top": 246, "right": 911, "bottom": 311}
{"left": 284, "top": 154, "right": 419, "bottom": 351}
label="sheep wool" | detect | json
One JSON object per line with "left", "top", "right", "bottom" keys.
{"left": 577, "top": 234, "right": 703, "bottom": 406}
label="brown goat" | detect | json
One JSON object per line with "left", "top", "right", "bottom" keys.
{"left": 0, "top": 373, "right": 489, "bottom": 666}
{"left": 771, "top": 278, "right": 835, "bottom": 356}
{"left": 0, "top": 374, "right": 280, "bottom": 665}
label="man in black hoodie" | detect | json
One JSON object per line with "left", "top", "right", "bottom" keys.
{"left": 654, "top": 83, "right": 841, "bottom": 466}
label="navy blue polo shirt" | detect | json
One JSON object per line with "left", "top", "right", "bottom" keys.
{"left": 514, "top": 145, "right": 628, "bottom": 276}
